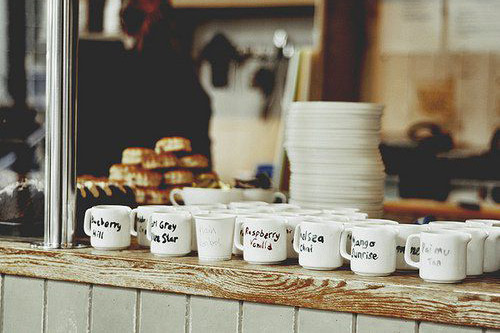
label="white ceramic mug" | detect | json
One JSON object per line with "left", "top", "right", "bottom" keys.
{"left": 466, "top": 220, "right": 500, "bottom": 272}
{"left": 131, "top": 205, "right": 175, "bottom": 247}
{"left": 228, "top": 201, "right": 269, "bottom": 209}
{"left": 269, "top": 203, "right": 301, "bottom": 212}
{"left": 241, "top": 189, "right": 287, "bottom": 203}
{"left": 194, "top": 214, "right": 236, "bottom": 261}
{"left": 231, "top": 212, "right": 275, "bottom": 256}
{"left": 404, "top": 229, "right": 472, "bottom": 283}
{"left": 293, "top": 220, "right": 344, "bottom": 270}
{"left": 395, "top": 224, "right": 427, "bottom": 270}
{"left": 280, "top": 214, "right": 303, "bottom": 259}
{"left": 84, "top": 205, "right": 136, "bottom": 250}
{"left": 466, "top": 219, "right": 500, "bottom": 227}
{"left": 170, "top": 188, "right": 243, "bottom": 205}
{"left": 429, "top": 224, "right": 488, "bottom": 275}
{"left": 147, "top": 212, "right": 191, "bottom": 256}
{"left": 340, "top": 224, "right": 398, "bottom": 276}
{"left": 234, "top": 216, "right": 287, "bottom": 264}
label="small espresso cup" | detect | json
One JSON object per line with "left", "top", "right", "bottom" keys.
{"left": 395, "top": 224, "right": 427, "bottom": 270}
{"left": 131, "top": 205, "right": 176, "bottom": 247}
{"left": 293, "top": 219, "right": 344, "bottom": 270}
{"left": 234, "top": 216, "right": 287, "bottom": 264}
{"left": 147, "top": 212, "right": 192, "bottom": 256}
{"left": 340, "top": 224, "right": 399, "bottom": 276}
{"left": 466, "top": 220, "right": 500, "bottom": 272}
{"left": 84, "top": 205, "right": 136, "bottom": 250}
{"left": 429, "top": 224, "right": 488, "bottom": 276}
{"left": 404, "top": 229, "right": 472, "bottom": 283}
{"left": 194, "top": 214, "right": 236, "bottom": 261}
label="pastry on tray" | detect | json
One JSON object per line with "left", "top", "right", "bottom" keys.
{"left": 194, "top": 172, "right": 220, "bottom": 188}
{"left": 125, "top": 169, "right": 163, "bottom": 187}
{"left": 121, "top": 147, "right": 155, "bottom": 165}
{"left": 163, "top": 169, "right": 194, "bottom": 185}
{"left": 179, "top": 154, "right": 209, "bottom": 169}
{"left": 155, "top": 137, "right": 192, "bottom": 154}
{"left": 109, "top": 164, "right": 141, "bottom": 182}
{"left": 142, "top": 152, "right": 178, "bottom": 170}
{"left": 134, "top": 187, "right": 174, "bottom": 205}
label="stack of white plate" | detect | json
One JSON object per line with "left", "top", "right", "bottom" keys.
{"left": 285, "top": 102, "right": 385, "bottom": 217}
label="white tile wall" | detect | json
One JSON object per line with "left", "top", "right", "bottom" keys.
{"left": 190, "top": 296, "right": 239, "bottom": 333}
{"left": 91, "top": 285, "right": 137, "bottom": 333}
{"left": 2, "top": 275, "right": 44, "bottom": 333}
{"left": 419, "top": 322, "right": 482, "bottom": 333}
{"left": 139, "top": 290, "right": 187, "bottom": 333}
{"left": 298, "top": 308, "right": 353, "bottom": 333}
{"left": 242, "top": 302, "right": 295, "bottom": 333}
{"left": 357, "top": 314, "right": 418, "bottom": 333}
{"left": 46, "top": 280, "right": 90, "bottom": 333}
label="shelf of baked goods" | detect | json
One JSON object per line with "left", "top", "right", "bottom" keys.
{"left": 170, "top": 0, "right": 315, "bottom": 8}
{"left": 0, "top": 239, "right": 497, "bottom": 329}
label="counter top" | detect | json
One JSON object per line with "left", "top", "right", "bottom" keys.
{"left": 0, "top": 240, "right": 498, "bottom": 329}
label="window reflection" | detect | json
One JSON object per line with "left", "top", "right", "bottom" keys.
{"left": 0, "top": 0, "right": 46, "bottom": 237}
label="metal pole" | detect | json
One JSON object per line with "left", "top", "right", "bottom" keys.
{"left": 34, "top": 0, "right": 79, "bottom": 249}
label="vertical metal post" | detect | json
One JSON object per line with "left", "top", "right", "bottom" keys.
{"left": 35, "top": 0, "right": 79, "bottom": 248}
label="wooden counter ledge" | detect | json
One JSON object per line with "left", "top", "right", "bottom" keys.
{"left": 0, "top": 240, "right": 498, "bottom": 329}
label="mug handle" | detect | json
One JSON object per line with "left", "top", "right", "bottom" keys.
{"left": 169, "top": 188, "right": 183, "bottom": 206}
{"left": 292, "top": 223, "right": 301, "bottom": 254}
{"left": 273, "top": 192, "right": 287, "bottom": 203}
{"left": 404, "top": 234, "right": 421, "bottom": 269}
{"left": 233, "top": 219, "right": 244, "bottom": 252}
{"left": 83, "top": 208, "right": 93, "bottom": 236}
{"left": 339, "top": 228, "right": 352, "bottom": 261}
{"left": 130, "top": 209, "right": 137, "bottom": 237}
{"left": 146, "top": 215, "right": 154, "bottom": 241}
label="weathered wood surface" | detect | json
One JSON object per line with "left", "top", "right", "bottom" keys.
{"left": 0, "top": 241, "right": 498, "bottom": 329}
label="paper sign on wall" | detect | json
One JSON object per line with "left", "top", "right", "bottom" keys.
{"left": 380, "top": 0, "right": 442, "bottom": 54}
{"left": 448, "top": 0, "right": 500, "bottom": 52}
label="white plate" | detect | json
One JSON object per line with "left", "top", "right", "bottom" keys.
{"left": 290, "top": 184, "right": 384, "bottom": 193}
{"left": 290, "top": 101, "right": 384, "bottom": 112}
{"left": 290, "top": 192, "right": 384, "bottom": 201}
{"left": 285, "top": 141, "right": 381, "bottom": 149}
{"left": 289, "top": 199, "right": 384, "bottom": 210}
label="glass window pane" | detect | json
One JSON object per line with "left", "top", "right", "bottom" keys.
{"left": 0, "top": 0, "right": 46, "bottom": 238}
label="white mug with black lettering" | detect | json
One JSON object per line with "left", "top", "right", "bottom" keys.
{"left": 293, "top": 220, "right": 344, "bottom": 270}
{"left": 194, "top": 214, "right": 236, "bottom": 261}
{"left": 395, "top": 224, "right": 427, "bottom": 270}
{"left": 340, "top": 224, "right": 398, "bottom": 276}
{"left": 84, "top": 205, "right": 136, "bottom": 250}
{"left": 466, "top": 220, "right": 500, "bottom": 272}
{"left": 234, "top": 217, "right": 287, "bottom": 264}
{"left": 428, "top": 224, "right": 488, "bottom": 276}
{"left": 131, "top": 205, "right": 176, "bottom": 247}
{"left": 404, "top": 229, "right": 472, "bottom": 283}
{"left": 147, "top": 212, "right": 191, "bottom": 256}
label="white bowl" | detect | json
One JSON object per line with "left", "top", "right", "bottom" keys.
{"left": 170, "top": 188, "right": 243, "bottom": 205}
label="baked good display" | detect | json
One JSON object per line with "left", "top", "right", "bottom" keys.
{"left": 194, "top": 172, "right": 220, "bottom": 188}
{"left": 164, "top": 169, "right": 194, "bottom": 185}
{"left": 155, "top": 137, "right": 192, "bottom": 154}
{"left": 179, "top": 154, "right": 209, "bottom": 169}
{"left": 122, "top": 147, "right": 155, "bottom": 165}
{"left": 134, "top": 187, "right": 174, "bottom": 205}
{"left": 0, "top": 179, "right": 44, "bottom": 228}
{"left": 76, "top": 181, "right": 136, "bottom": 237}
{"left": 125, "top": 169, "right": 162, "bottom": 187}
{"left": 142, "top": 153, "right": 178, "bottom": 170}
{"left": 82, "top": 137, "right": 219, "bottom": 209}
{"left": 109, "top": 164, "right": 141, "bottom": 182}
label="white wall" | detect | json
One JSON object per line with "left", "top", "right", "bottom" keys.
{"left": 193, "top": 16, "right": 314, "bottom": 182}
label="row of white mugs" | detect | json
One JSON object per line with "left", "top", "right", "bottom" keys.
{"left": 83, "top": 203, "right": 500, "bottom": 284}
